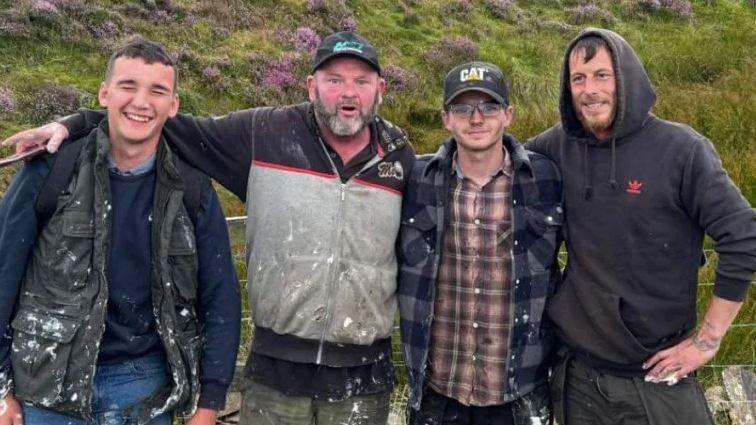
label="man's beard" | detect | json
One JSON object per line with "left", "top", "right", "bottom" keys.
{"left": 573, "top": 94, "right": 615, "bottom": 138}
{"left": 578, "top": 111, "right": 614, "bottom": 136}
{"left": 313, "top": 90, "right": 380, "bottom": 137}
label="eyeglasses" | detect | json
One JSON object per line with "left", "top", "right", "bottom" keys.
{"left": 446, "top": 102, "right": 505, "bottom": 118}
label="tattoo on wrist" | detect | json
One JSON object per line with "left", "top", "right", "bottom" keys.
{"left": 690, "top": 335, "right": 719, "bottom": 351}
{"left": 691, "top": 320, "right": 721, "bottom": 351}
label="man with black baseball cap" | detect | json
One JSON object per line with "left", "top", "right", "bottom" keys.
{"left": 312, "top": 31, "right": 381, "bottom": 75}
{"left": 398, "top": 61, "right": 562, "bottom": 424}
{"left": 4, "top": 31, "right": 415, "bottom": 425}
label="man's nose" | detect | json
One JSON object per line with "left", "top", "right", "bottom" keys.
{"left": 469, "top": 106, "right": 485, "bottom": 123}
{"left": 131, "top": 89, "right": 150, "bottom": 108}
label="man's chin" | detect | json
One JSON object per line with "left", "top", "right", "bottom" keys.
{"left": 579, "top": 116, "right": 612, "bottom": 137}
{"left": 329, "top": 118, "right": 366, "bottom": 137}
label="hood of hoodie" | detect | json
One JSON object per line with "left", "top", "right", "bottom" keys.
{"left": 559, "top": 28, "right": 657, "bottom": 141}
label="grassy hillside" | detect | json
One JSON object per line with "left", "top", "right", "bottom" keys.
{"left": 1, "top": 0, "right": 754, "bottom": 422}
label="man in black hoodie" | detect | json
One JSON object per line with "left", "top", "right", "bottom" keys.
{"left": 527, "top": 28, "right": 755, "bottom": 424}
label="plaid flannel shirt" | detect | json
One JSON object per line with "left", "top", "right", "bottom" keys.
{"left": 398, "top": 135, "right": 563, "bottom": 411}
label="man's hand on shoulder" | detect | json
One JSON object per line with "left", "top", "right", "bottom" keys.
{"left": 0, "top": 393, "right": 23, "bottom": 425}
{"left": 2, "top": 122, "right": 69, "bottom": 155}
{"left": 642, "top": 320, "right": 721, "bottom": 385}
{"left": 184, "top": 407, "right": 217, "bottom": 425}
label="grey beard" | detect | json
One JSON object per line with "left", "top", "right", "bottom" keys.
{"left": 313, "top": 95, "right": 379, "bottom": 137}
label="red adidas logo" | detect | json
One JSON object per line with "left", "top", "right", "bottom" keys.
{"left": 627, "top": 180, "right": 643, "bottom": 195}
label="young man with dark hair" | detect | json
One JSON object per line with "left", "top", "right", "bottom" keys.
{"left": 527, "top": 28, "right": 756, "bottom": 425}
{"left": 0, "top": 36, "right": 241, "bottom": 425}
{"left": 399, "top": 62, "right": 562, "bottom": 425}
{"left": 3, "top": 31, "right": 415, "bottom": 425}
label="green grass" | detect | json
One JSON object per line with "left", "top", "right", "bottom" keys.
{"left": 0, "top": 1, "right": 754, "bottom": 423}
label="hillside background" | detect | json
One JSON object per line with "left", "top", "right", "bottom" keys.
{"left": 0, "top": 0, "right": 754, "bottom": 423}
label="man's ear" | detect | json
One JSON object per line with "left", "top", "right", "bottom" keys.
{"left": 97, "top": 82, "right": 109, "bottom": 108}
{"left": 441, "top": 110, "right": 452, "bottom": 131}
{"left": 169, "top": 93, "right": 179, "bottom": 118}
{"left": 306, "top": 75, "right": 317, "bottom": 103}
{"left": 502, "top": 105, "right": 514, "bottom": 128}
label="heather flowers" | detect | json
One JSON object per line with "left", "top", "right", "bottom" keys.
{"left": 424, "top": 36, "right": 479, "bottom": 70}
{"left": 202, "top": 66, "right": 221, "bottom": 79}
{"left": 307, "top": 0, "right": 329, "bottom": 13}
{"left": 91, "top": 20, "right": 119, "bottom": 38}
{"left": 484, "top": 0, "right": 518, "bottom": 19}
{"left": 569, "top": 3, "right": 615, "bottom": 24}
{"left": 293, "top": 27, "right": 321, "bottom": 53}
{"left": 30, "top": 85, "right": 89, "bottom": 123}
{"left": 339, "top": 15, "right": 357, "bottom": 32}
{"left": 442, "top": 0, "right": 473, "bottom": 17}
{"left": 635, "top": 0, "right": 692, "bottom": 19}
{"left": 262, "top": 56, "right": 299, "bottom": 90}
{"left": 382, "top": 65, "right": 417, "bottom": 93}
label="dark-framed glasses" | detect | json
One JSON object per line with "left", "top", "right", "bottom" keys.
{"left": 446, "top": 102, "right": 505, "bottom": 118}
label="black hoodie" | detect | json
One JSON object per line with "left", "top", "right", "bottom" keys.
{"left": 527, "top": 28, "right": 756, "bottom": 373}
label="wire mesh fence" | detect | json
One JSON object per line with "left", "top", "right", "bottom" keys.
{"left": 224, "top": 217, "right": 755, "bottom": 425}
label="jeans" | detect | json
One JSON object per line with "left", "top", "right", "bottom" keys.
{"left": 23, "top": 352, "right": 172, "bottom": 425}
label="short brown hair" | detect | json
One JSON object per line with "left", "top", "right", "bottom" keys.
{"left": 104, "top": 36, "right": 178, "bottom": 91}
{"left": 570, "top": 36, "right": 610, "bottom": 64}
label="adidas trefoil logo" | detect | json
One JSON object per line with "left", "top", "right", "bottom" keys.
{"left": 627, "top": 180, "right": 643, "bottom": 195}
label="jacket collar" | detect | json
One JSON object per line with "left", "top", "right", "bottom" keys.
{"left": 424, "top": 133, "right": 533, "bottom": 178}
{"left": 94, "top": 119, "right": 184, "bottom": 190}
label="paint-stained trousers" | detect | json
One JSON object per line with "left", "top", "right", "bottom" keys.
{"left": 552, "top": 356, "right": 715, "bottom": 425}
{"left": 240, "top": 380, "right": 391, "bottom": 425}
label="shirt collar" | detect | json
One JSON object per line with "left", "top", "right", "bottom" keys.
{"left": 108, "top": 153, "right": 156, "bottom": 176}
{"left": 451, "top": 146, "right": 512, "bottom": 181}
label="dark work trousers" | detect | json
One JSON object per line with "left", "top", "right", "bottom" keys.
{"left": 552, "top": 356, "right": 715, "bottom": 425}
{"left": 409, "top": 387, "right": 515, "bottom": 425}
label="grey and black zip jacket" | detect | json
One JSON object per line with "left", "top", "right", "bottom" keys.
{"left": 63, "top": 103, "right": 415, "bottom": 366}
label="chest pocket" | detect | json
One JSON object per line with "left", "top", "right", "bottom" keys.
{"left": 49, "top": 209, "right": 95, "bottom": 291}
{"left": 523, "top": 203, "right": 563, "bottom": 272}
{"left": 399, "top": 207, "right": 438, "bottom": 268}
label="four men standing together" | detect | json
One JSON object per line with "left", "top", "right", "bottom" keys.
{"left": 0, "top": 25, "right": 754, "bottom": 425}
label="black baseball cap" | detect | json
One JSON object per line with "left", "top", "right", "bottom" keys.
{"left": 443, "top": 61, "right": 509, "bottom": 106}
{"left": 312, "top": 31, "right": 381, "bottom": 75}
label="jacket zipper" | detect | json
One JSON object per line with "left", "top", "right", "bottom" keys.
{"left": 315, "top": 138, "right": 389, "bottom": 363}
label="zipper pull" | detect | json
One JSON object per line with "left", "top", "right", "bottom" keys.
{"left": 340, "top": 184, "right": 346, "bottom": 201}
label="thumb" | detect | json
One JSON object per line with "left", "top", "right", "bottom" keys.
{"left": 46, "top": 135, "right": 61, "bottom": 154}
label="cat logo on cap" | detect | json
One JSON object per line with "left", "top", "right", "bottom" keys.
{"left": 459, "top": 66, "right": 487, "bottom": 82}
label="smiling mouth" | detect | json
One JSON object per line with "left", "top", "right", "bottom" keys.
{"left": 466, "top": 129, "right": 489, "bottom": 136}
{"left": 124, "top": 112, "right": 152, "bottom": 123}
